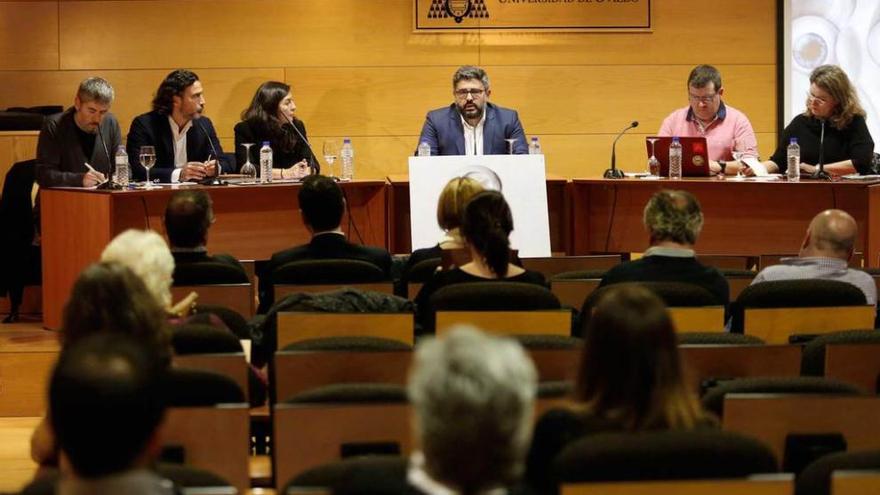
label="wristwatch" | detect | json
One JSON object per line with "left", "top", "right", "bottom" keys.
{"left": 718, "top": 160, "right": 727, "bottom": 175}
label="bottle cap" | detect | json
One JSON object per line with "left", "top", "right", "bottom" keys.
{"left": 262, "top": 141, "right": 270, "bottom": 146}
{"left": 343, "top": 138, "right": 351, "bottom": 144}
{"left": 790, "top": 137, "right": 798, "bottom": 144}
{"left": 672, "top": 136, "right": 680, "bottom": 142}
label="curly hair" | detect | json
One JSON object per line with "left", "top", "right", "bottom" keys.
{"left": 805, "top": 64, "right": 866, "bottom": 130}
{"left": 152, "top": 69, "right": 199, "bottom": 115}
{"left": 643, "top": 190, "right": 704, "bottom": 245}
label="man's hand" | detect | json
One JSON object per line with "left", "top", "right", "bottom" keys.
{"left": 82, "top": 170, "right": 106, "bottom": 187}
{"left": 181, "top": 162, "right": 208, "bottom": 181}
{"left": 204, "top": 159, "right": 218, "bottom": 177}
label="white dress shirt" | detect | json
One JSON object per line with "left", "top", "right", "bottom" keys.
{"left": 168, "top": 116, "right": 192, "bottom": 183}
{"left": 461, "top": 112, "right": 486, "bottom": 156}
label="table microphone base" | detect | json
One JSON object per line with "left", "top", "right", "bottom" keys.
{"left": 603, "top": 168, "right": 625, "bottom": 179}
{"left": 810, "top": 169, "right": 832, "bottom": 181}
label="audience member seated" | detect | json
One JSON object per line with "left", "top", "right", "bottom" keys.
{"left": 524, "top": 285, "right": 715, "bottom": 494}
{"left": 405, "top": 326, "right": 537, "bottom": 494}
{"left": 49, "top": 333, "right": 173, "bottom": 494}
{"left": 403, "top": 176, "right": 485, "bottom": 273}
{"left": 164, "top": 190, "right": 248, "bottom": 284}
{"left": 257, "top": 175, "right": 392, "bottom": 312}
{"left": 599, "top": 189, "right": 729, "bottom": 308}
{"left": 751, "top": 209, "right": 876, "bottom": 305}
{"left": 31, "top": 262, "right": 172, "bottom": 466}
{"left": 414, "top": 190, "right": 547, "bottom": 332}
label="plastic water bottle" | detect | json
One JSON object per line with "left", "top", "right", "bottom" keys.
{"left": 669, "top": 136, "right": 682, "bottom": 180}
{"left": 259, "top": 141, "right": 273, "bottom": 183}
{"left": 529, "top": 137, "right": 542, "bottom": 155}
{"left": 113, "top": 145, "right": 129, "bottom": 187}
{"left": 787, "top": 137, "right": 800, "bottom": 182}
{"left": 417, "top": 141, "right": 431, "bottom": 157}
{"left": 340, "top": 138, "right": 354, "bottom": 181}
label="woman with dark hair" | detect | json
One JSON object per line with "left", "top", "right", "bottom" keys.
{"left": 414, "top": 190, "right": 546, "bottom": 331}
{"left": 524, "top": 284, "right": 713, "bottom": 494}
{"left": 234, "top": 81, "right": 318, "bottom": 178}
{"left": 31, "top": 262, "right": 172, "bottom": 466}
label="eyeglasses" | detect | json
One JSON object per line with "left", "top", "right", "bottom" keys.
{"left": 688, "top": 93, "right": 718, "bottom": 104}
{"left": 454, "top": 88, "right": 485, "bottom": 99}
{"left": 808, "top": 93, "right": 830, "bottom": 105}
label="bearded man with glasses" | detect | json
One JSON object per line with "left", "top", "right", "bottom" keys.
{"left": 658, "top": 64, "right": 758, "bottom": 176}
{"left": 417, "top": 65, "right": 528, "bottom": 156}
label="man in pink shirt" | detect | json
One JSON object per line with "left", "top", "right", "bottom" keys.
{"left": 658, "top": 65, "right": 758, "bottom": 176}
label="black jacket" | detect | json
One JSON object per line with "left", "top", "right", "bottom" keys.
{"left": 36, "top": 108, "right": 122, "bottom": 187}
{"left": 234, "top": 119, "right": 318, "bottom": 172}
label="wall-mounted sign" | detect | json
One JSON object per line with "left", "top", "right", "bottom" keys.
{"left": 414, "top": 0, "right": 651, "bottom": 32}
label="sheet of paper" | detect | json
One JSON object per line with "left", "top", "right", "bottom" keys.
{"left": 742, "top": 157, "right": 770, "bottom": 176}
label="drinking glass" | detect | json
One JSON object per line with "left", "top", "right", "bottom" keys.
{"left": 732, "top": 150, "right": 746, "bottom": 179}
{"left": 240, "top": 143, "right": 256, "bottom": 179}
{"left": 647, "top": 138, "right": 660, "bottom": 177}
{"left": 139, "top": 145, "right": 156, "bottom": 189}
{"left": 323, "top": 140, "right": 338, "bottom": 179}
{"left": 505, "top": 138, "right": 517, "bottom": 154}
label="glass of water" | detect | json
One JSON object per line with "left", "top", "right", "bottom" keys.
{"left": 139, "top": 145, "right": 156, "bottom": 189}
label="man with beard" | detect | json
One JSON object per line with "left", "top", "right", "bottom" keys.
{"left": 36, "top": 77, "right": 122, "bottom": 187}
{"left": 127, "top": 69, "right": 233, "bottom": 183}
{"left": 417, "top": 66, "right": 528, "bottom": 155}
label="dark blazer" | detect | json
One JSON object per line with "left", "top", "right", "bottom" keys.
{"left": 36, "top": 108, "right": 122, "bottom": 187}
{"left": 417, "top": 102, "right": 528, "bottom": 155}
{"left": 233, "top": 119, "right": 319, "bottom": 172}
{"left": 126, "top": 110, "right": 233, "bottom": 183}
{"left": 257, "top": 232, "right": 393, "bottom": 313}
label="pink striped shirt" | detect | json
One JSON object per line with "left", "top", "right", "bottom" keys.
{"left": 658, "top": 103, "right": 758, "bottom": 161}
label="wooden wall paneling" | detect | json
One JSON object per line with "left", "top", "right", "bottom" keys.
{"left": 477, "top": 0, "right": 776, "bottom": 65}
{"left": 0, "top": 2, "right": 59, "bottom": 70}
{"left": 59, "top": 0, "right": 478, "bottom": 70}
{"left": 0, "top": 133, "right": 39, "bottom": 193}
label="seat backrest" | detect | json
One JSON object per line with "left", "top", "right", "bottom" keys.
{"left": 521, "top": 255, "right": 622, "bottom": 278}
{"left": 743, "top": 306, "right": 876, "bottom": 344}
{"left": 797, "top": 449, "right": 880, "bottom": 495}
{"left": 697, "top": 255, "right": 758, "bottom": 270}
{"left": 435, "top": 310, "right": 572, "bottom": 337}
{"left": 552, "top": 430, "right": 778, "bottom": 483}
{"left": 276, "top": 312, "right": 414, "bottom": 349}
{"left": 163, "top": 367, "right": 246, "bottom": 407}
{"left": 161, "top": 404, "right": 250, "bottom": 493}
{"left": 668, "top": 306, "right": 726, "bottom": 332}
{"left": 561, "top": 476, "right": 793, "bottom": 495}
{"left": 832, "top": 470, "right": 880, "bottom": 495}
{"left": 824, "top": 343, "right": 880, "bottom": 393}
{"left": 679, "top": 344, "right": 801, "bottom": 395}
{"left": 172, "top": 353, "right": 249, "bottom": 403}
{"left": 173, "top": 261, "right": 249, "bottom": 286}
{"left": 171, "top": 284, "right": 254, "bottom": 318}
{"left": 582, "top": 282, "right": 719, "bottom": 319}
{"left": 550, "top": 277, "right": 603, "bottom": 309}
{"left": 722, "top": 395, "right": 880, "bottom": 468}
{"left": 430, "top": 282, "right": 561, "bottom": 311}
{"left": 721, "top": 270, "right": 756, "bottom": 302}
{"left": 284, "top": 455, "right": 408, "bottom": 495}
{"left": 800, "top": 329, "right": 880, "bottom": 383}
{"left": 702, "top": 376, "right": 863, "bottom": 417}
{"left": 273, "top": 259, "right": 387, "bottom": 284}
{"left": 273, "top": 401, "right": 412, "bottom": 490}
{"left": 273, "top": 348, "right": 412, "bottom": 403}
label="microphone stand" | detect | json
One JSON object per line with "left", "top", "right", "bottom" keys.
{"left": 196, "top": 119, "right": 226, "bottom": 186}
{"left": 95, "top": 126, "right": 122, "bottom": 190}
{"left": 811, "top": 119, "right": 831, "bottom": 180}
{"left": 282, "top": 113, "right": 320, "bottom": 175}
{"left": 604, "top": 121, "right": 639, "bottom": 179}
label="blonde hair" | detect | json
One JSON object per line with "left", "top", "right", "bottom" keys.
{"left": 805, "top": 65, "right": 866, "bottom": 130}
{"left": 100, "top": 229, "right": 174, "bottom": 308}
{"left": 436, "top": 176, "right": 484, "bottom": 231}
{"left": 643, "top": 190, "right": 704, "bottom": 245}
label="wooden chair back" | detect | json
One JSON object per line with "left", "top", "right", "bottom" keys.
{"left": 824, "top": 343, "right": 880, "bottom": 393}
{"left": 273, "top": 402, "right": 412, "bottom": 489}
{"left": 521, "top": 255, "right": 621, "bottom": 278}
{"left": 744, "top": 306, "right": 876, "bottom": 344}
{"left": 275, "top": 282, "right": 395, "bottom": 300}
{"left": 276, "top": 312, "right": 414, "bottom": 349}
{"left": 722, "top": 395, "right": 880, "bottom": 467}
{"left": 529, "top": 348, "right": 581, "bottom": 383}
{"left": 679, "top": 345, "right": 802, "bottom": 394}
{"left": 726, "top": 274, "right": 756, "bottom": 302}
{"left": 551, "top": 278, "right": 601, "bottom": 308}
{"left": 162, "top": 404, "right": 250, "bottom": 493}
{"left": 832, "top": 470, "right": 880, "bottom": 495}
{"left": 697, "top": 255, "right": 758, "bottom": 270}
{"left": 173, "top": 353, "right": 249, "bottom": 400}
{"left": 435, "top": 310, "right": 571, "bottom": 336}
{"left": 669, "top": 306, "right": 726, "bottom": 333}
{"left": 562, "top": 476, "right": 793, "bottom": 495}
{"left": 172, "top": 284, "right": 254, "bottom": 317}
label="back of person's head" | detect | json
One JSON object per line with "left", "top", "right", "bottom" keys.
{"left": 408, "top": 326, "right": 537, "bottom": 494}
{"left": 62, "top": 262, "right": 170, "bottom": 357}
{"left": 577, "top": 284, "right": 704, "bottom": 430}
{"left": 436, "top": 176, "right": 485, "bottom": 232}
{"left": 687, "top": 64, "right": 722, "bottom": 91}
{"left": 643, "top": 189, "right": 704, "bottom": 246}
{"left": 461, "top": 190, "right": 514, "bottom": 277}
{"left": 50, "top": 333, "right": 167, "bottom": 479}
{"left": 164, "top": 190, "right": 214, "bottom": 249}
{"left": 76, "top": 77, "right": 114, "bottom": 105}
{"left": 100, "top": 229, "right": 175, "bottom": 308}
{"left": 299, "top": 175, "right": 344, "bottom": 232}
{"left": 152, "top": 69, "right": 199, "bottom": 115}
{"left": 805, "top": 209, "right": 858, "bottom": 260}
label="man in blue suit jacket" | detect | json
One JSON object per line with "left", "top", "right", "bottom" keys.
{"left": 127, "top": 69, "right": 233, "bottom": 183}
{"left": 418, "top": 66, "right": 528, "bottom": 156}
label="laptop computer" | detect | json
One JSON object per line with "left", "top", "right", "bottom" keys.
{"left": 646, "top": 136, "right": 711, "bottom": 177}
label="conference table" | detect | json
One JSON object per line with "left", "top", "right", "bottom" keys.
{"left": 40, "top": 180, "right": 386, "bottom": 330}
{"left": 571, "top": 177, "right": 880, "bottom": 266}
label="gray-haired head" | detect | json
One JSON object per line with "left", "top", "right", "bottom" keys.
{"left": 76, "top": 77, "right": 115, "bottom": 105}
{"left": 453, "top": 65, "right": 490, "bottom": 91}
{"left": 408, "top": 326, "right": 537, "bottom": 493}
{"left": 643, "top": 189, "right": 704, "bottom": 246}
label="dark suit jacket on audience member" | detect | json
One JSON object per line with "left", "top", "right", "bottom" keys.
{"left": 233, "top": 119, "right": 318, "bottom": 172}
{"left": 36, "top": 108, "right": 122, "bottom": 187}
{"left": 417, "top": 102, "right": 528, "bottom": 155}
{"left": 598, "top": 255, "right": 729, "bottom": 308}
{"left": 126, "top": 110, "right": 233, "bottom": 183}
{"left": 257, "top": 232, "right": 393, "bottom": 313}
{"left": 171, "top": 251, "right": 248, "bottom": 282}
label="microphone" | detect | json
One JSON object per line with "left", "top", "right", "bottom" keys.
{"left": 281, "top": 113, "right": 320, "bottom": 175}
{"left": 604, "top": 121, "right": 639, "bottom": 179}
{"left": 196, "top": 118, "right": 224, "bottom": 185}
{"left": 811, "top": 119, "right": 831, "bottom": 180}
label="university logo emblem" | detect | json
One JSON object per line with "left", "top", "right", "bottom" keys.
{"left": 427, "top": 0, "right": 489, "bottom": 23}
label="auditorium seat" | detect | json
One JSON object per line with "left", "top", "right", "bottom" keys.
{"left": 679, "top": 344, "right": 801, "bottom": 396}
{"left": 273, "top": 259, "right": 394, "bottom": 300}
{"left": 702, "top": 376, "right": 863, "bottom": 417}
{"left": 171, "top": 284, "right": 254, "bottom": 318}
{"left": 521, "top": 254, "right": 622, "bottom": 278}
{"left": 276, "top": 312, "right": 414, "bottom": 349}
{"left": 561, "top": 475, "right": 793, "bottom": 495}
{"left": 797, "top": 450, "right": 880, "bottom": 495}
{"left": 800, "top": 330, "right": 880, "bottom": 392}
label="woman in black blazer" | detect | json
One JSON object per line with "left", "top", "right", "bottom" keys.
{"left": 234, "top": 81, "right": 318, "bottom": 178}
